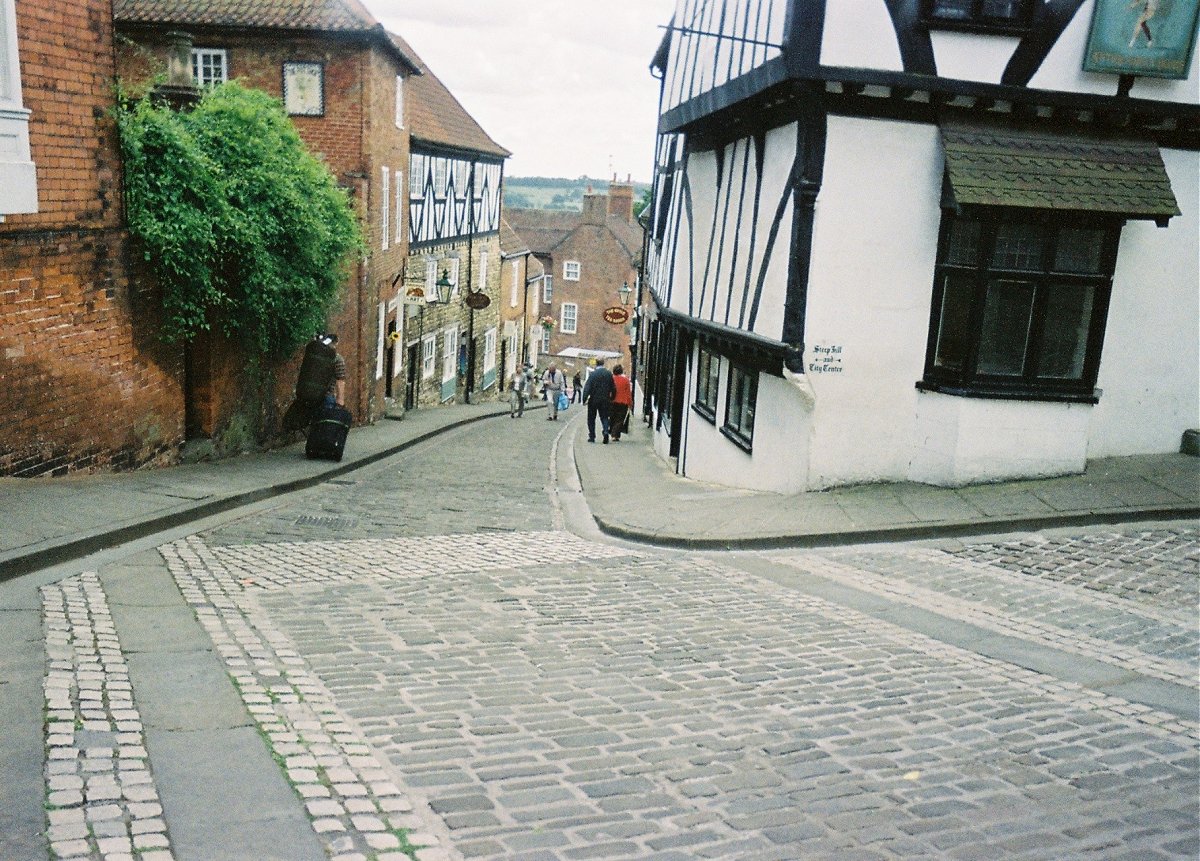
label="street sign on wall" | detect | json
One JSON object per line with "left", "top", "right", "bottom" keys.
{"left": 1084, "top": 0, "right": 1200, "bottom": 80}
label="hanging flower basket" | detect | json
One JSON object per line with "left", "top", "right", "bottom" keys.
{"left": 539, "top": 315, "right": 556, "bottom": 330}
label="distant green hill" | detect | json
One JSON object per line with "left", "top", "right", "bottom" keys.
{"left": 504, "top": 176, "right": 651, "bottom": 213}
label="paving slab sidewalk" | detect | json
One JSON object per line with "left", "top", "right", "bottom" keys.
{"left": 571, "top": 416, "right": 1200, "bottom": 548}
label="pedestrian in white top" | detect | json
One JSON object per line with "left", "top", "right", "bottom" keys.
{"left": 542, "top": 363, "right": 566, "bottom": 421}
{"left": 509, "top": 363, "right": 531, "bottom": 417}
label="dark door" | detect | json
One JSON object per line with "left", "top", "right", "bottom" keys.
{"left": 384, "top": 320, "right": 398, "bottom": 399}
{"left": 404, "top": 343, "right": 419, "bottom": 410}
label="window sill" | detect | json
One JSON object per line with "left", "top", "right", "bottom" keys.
{"left": 692, "top": 403, "right": 717, "bottom": 425}
{"left": 916, "top": 380, "right": 1100, "bottom": 405}
{"left": 720, "top": 425, "right": 754, "bottom": 453}
{"left": 918, "top": 18, "right": 1030, "bottom": 37}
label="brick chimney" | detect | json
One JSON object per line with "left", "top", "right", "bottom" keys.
{"left": 608, "top": 173, "right": 634, "bottom": 223}
{"left": 582, "top": 186, "right": 607, "bottom": 226}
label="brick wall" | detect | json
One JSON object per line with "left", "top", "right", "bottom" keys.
{"left": 0, "top": 0, "right": 183, "bottom": 477}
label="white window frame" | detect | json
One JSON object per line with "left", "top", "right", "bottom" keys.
{"left": 409, "top": 154, "right": 424, "bottom": 196}
{"left": 478, "top": 250, "right": 489, "bottom": 291}
{"left": 543, "top": 275, "right": 553, "bottom": 304}
{"left": 443, "top": 327, "right": 459, "bottom": 383}
{"left": 394, "top": 170, "right": 403, "bottom": 243}
{"left": 0, "top": 0, "right": 37, "bottom": 217}
{"left": 563, "top": 260, "right": 580, "bottom": 281}
{"left": 375, "top": 302, "right": 386, "bottom": 380}
{"left": 434, "top": 158, "right": 448, "bottom": 197}
{"left": 483, "top": 327, "right": 497, "bottom": 375}
{"left": 540, "top": 327, "right": 551, "bottom": 354}
{"left": 395, "top": 74, "right": 404, "bottom": 128}
{"left": 447, "top": 258, "right": 460, "bottom": 298}
{"left": 191, "top": 48, "right": 228, "bottom": 87}
{"left": 421, "top": 333, "right": 436, "bottom": 379}
{"left": 561, "top": 303, "right": 578, "bottom": 335}
{"left": 381, "top": 166, "right": 390, "bottom": 251}
{"left": 425, "top": 258, "right": 437, "bottom": 301}
{"left": 509, "top": 260, "right": 520, "bottom": 308}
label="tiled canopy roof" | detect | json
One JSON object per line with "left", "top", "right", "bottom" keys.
{"left": 388, "top": 32, "right": 509, "bottom": 159}
{"left": 941, "top": 121, "right": 1180, "bottom": 222}
{"left": 114, "top": 0, "right": 377, "bottom": 31}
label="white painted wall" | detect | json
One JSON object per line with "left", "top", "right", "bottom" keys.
{"left": 931, "top": 30, "right": 1021, "bottom": 83}
{"left": 802, "top": 116, "right": 943, "bottom": 488}
{"left": 820, "top": 0, "right": 903, "bottom": 72}
{"left": 678, "top": 347, "right": 813, "bottom": 494}
{"left": 1089, "top": 147, "right": 1200, "bottom": 457}
{"left": 909, "top": 391, "right": 1092, "bottom": 486}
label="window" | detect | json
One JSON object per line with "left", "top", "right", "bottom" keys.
{"left": 483, "top": 328, "right": 497, "bottom": 375}
{"left": 478, "top": 250, "right": 489, "bottom": 291}
{"left": 563, "top": 261, "right": 580, "bottom": 281}
{"left": 510, "top": 260, "right": 520, "bottom": 307}
{"left": 694, "top": 346, "right": 720, "bottom": 423}
{"left": 283, "top": 62, "right": 323, "bottom": 116}
{"left": 409, "top": 155, "right": 424, "bottom": 196}
{"left": 921, "top": 210, "right": 1119, "bottom": 401}
{"left": 424, "top": 259, "right": 437, "bottom": 301}
{"left": 395, "top": 75, "right": 404, "bottom": 128}
{"left": 421, "top": 334, "right": 436, "bottom": 379}
{"left": 380, "top": 167, "right": 390, "bottom": 250}
{"left": 543, "top": 275, "right": 553, "bottom": 304}
{"left": 561, "top": 303, "right": 578, "bottom": 335}
{"left": 443, "top": 328, "right": 459, "bottom": 382}
{"left": 191, "top": 49, "right": 227, "bottom": 87}
{"left": 723, "top": 363, "right": 757, "bottom": 451}
{"left": 0, "top": 0, "right": 38, "bottom": 217}
{"left": 922, "top": 0, "right": 1032, "bottom": 31}
{"left": 447, "top": 258, "right": 460, "bottom": 297}
{"left": 434, "top": 159, "right": 448, "bottom": 197}
{"left": 540, "top": 327, "right": 551, "bottom": 354}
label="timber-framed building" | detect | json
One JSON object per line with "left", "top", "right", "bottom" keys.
{"left": 641, "top": 0, "right": 1198, "bottom": 492}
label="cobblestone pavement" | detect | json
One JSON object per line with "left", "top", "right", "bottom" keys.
{"left": 34, "top": 417, "right": 1200, "bottom": 860}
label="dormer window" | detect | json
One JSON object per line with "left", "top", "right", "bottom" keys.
{"left": 922, "top": 0, "right": 1032, "bottom": 33}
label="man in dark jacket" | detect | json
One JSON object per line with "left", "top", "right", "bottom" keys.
{"left": 581, "top": 358, "right": 616, "bottom": 443}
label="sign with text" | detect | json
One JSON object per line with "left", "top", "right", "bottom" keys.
{"left": 602, "top": 306, "right": 631, "bottom": 325}
{"left": 1083, "top": 0, "right": 1200, "bottom": 80}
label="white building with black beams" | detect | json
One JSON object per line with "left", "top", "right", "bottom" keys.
{"left": 640, "top": 0, "right": 1199, "bottom": 493}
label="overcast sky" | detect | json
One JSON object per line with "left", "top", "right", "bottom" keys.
{"left": 364, "top": 0, "right": 676, "bottom": 182}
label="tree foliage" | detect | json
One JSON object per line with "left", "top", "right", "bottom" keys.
{"left": 117, "top": 83, "right": 363, "bottom": 357}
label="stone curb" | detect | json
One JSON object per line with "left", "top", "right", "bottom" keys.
{"left": 591, "top": 504, "right": 1200, "bottom": 551}
{"left": 0, "top": 406, "right": 516, "bottom": 583}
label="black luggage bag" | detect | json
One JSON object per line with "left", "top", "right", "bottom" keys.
{"left": 305, "top": 404, "right": 352, "bottom": 461}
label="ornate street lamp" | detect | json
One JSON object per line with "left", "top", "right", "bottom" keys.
{"left": 433, "top": 269, "right": 455, "bottom": 304}
{"left": 618, "top": 281, "right": 633, "bottom": 306}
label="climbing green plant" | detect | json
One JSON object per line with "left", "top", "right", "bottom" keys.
{"left": 117, "top": 83, "right": 363, "bottom": 357}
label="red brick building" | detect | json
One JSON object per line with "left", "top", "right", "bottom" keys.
{"left": 114, "top": 0, "right": 421, "bottom": 439}
{"left": 0, "top": 0, "right": 183, "bottom": 477}
{"left": 507, "top": 183, "right": 641, "bottom": 379}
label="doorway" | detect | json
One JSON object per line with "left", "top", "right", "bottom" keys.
{"left": 404, "top": 343, "right": 419, "bottom": 410}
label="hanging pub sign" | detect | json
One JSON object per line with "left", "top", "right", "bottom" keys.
{"left": 602, "top": 307, "right": 631, "bottom": 325}
{"left": 1083, "top": 0, "right": 1200, "bottom": 80}
{"left": 403, "top": 285, "right": 428, "bottom": 305}
{"left": 464, "top": 290, "right": 491, "bottom": 310}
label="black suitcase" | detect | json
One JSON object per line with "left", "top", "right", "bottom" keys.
{"left": 305, "top": 405, "right": 352, "bottom": 461}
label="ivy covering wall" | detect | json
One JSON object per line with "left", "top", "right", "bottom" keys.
{"left": 117, "top": 83, "right": 363, "bottom": 357}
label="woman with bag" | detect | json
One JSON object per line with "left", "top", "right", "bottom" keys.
{"left": 609, "top": 364, "right": 633, "bottom": 441}
{"left": 542, "top": 363, "right": 566, "bottom": 421}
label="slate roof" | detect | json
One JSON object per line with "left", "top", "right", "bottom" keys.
{"left": 113, "top": 0, "right": 420, "bottom": 73}
{"left": 506, "top": 206, "right": 643, "bottom": 263}
{"left": 388, "top": 32, "right": 509, "bottom": 159}
{"left": 941, "top": 121, "right": 1180, "bottom": 222}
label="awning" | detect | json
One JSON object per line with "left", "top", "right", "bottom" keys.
{"left": 941, "top": 121, "right": 1180, "bottom": 225}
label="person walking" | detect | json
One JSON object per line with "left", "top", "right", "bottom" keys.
{"left": 609, "top": 364, "right": 633, "bottom": 441}
{"left": 571, "top": 371, "right": 583, "bottom": 403}
{"left": 509, "top": 363, "right": 531, "bottom": 417}
{"left": 582, "top": 358, "right": 616, "bottom": 443}
{"left": 542, "top": 363, "right": 566, "bottom": 421}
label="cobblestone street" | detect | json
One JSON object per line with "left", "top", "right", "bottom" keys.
{"left": 23, "top": 416, "right": 1199, "bottom": 860}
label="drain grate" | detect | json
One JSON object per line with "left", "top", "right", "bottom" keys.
{"left": 294, "top": 515, "right": 354, "bottom": 528}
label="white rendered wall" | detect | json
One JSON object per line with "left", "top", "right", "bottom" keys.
{"left": 802, "top": 115, "right": 943, "bottom": 489}
{"left": 909, "top": 391, "right": 1092, "bottom": 486}
{"left": 931, "top": 30, "right": 1021, "bottom": 83}
{"left": 1088, "top": 147, "right": 1200, "bottom": 457}
{"left": 820, "top": 0, "right": 903, "bottom": 72}
{"left": 678, "top": 348, "right": 812, "bottom": 494}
